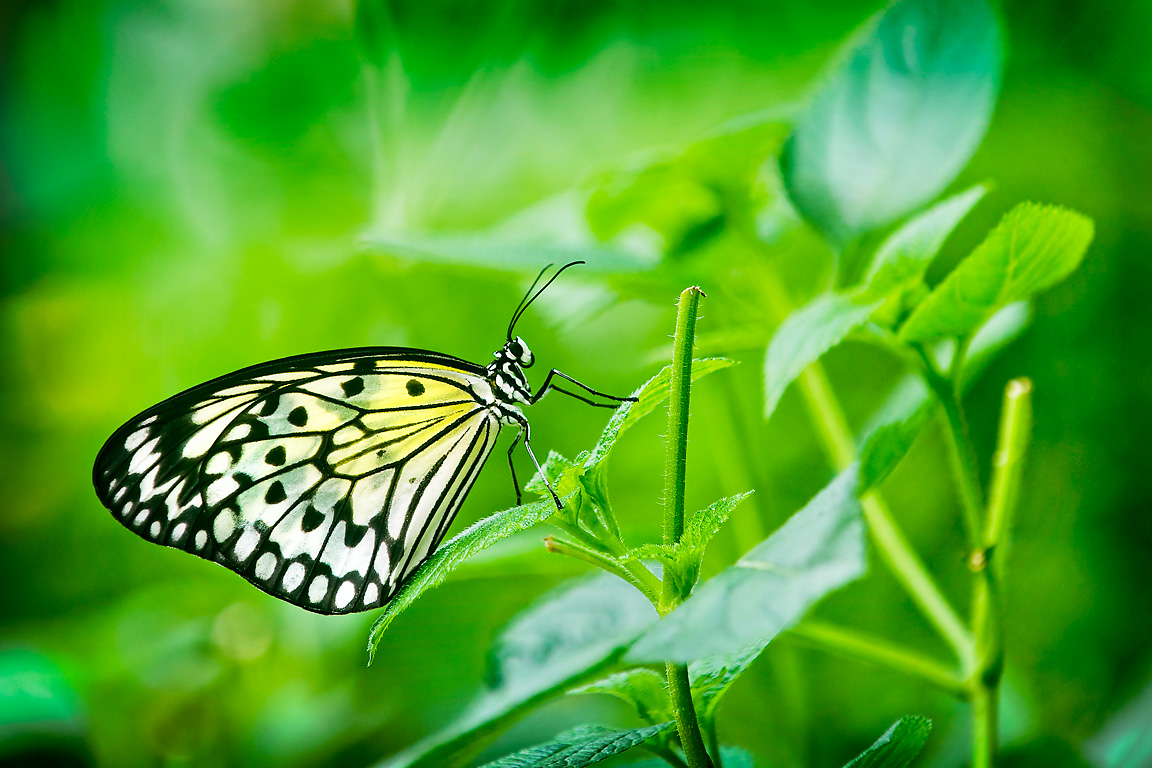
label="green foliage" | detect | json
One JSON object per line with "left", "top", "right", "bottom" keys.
{"left": 859, "top": 185, "right": 989, "bottom": 312}
{"left": 859, "top": 401, "right": 932, "bottom": 493}
{"left": 764, "top": 293, "right": 880, "bottom": 418}
{"left": 781, "top": 0, "right": 1002, "bottom": 243}
{"left": 843, "top": 717, "right": 934, "bottom": 768}
{"left": 901, "top": 204, "right": 1095, "bottom": 341}
{"left": 626, "top": 491, "right": 753, "bottom": 596}
{"left": 382, "top": 575, "right": 656, "bottom": 768}
{"left": 586, "top": 116, "right": 790, "bottom": 253}
{"left": 569, "top": 669, "right": 672, "bottom": 725}
{"left": 476, "top": 723, "right": 673, "bottom": 768}
{"left": 627, "top": 469, "right": 866, "bottom": 663}
{"left": 367, "top": 496, "right": 561, "bottom": 661}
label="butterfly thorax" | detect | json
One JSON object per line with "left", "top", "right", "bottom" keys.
{"left": 486, "top": 336, "right": 535, "bottom": 408}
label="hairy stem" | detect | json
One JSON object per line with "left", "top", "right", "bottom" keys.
{"left": 663, "top": 286, "right": 713, "bottom": 768}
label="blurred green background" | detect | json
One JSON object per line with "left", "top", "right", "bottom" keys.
{"left": 2, "top": 0, "right": 1150, "bottom": 766}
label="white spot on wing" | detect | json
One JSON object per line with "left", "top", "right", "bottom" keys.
{"left": 128, "top": 436, "right": 163, "bottom": 475}
{"left": 224, "top": 424, "right": 252, "bottom": 441}
{"left": 214, "top": 509, "right": 237, "bottom": 542}
{"left": 206, "top": 452, "right": 232, "bottom": 475}
{"left": 125, "top": 428, "right": 150, "bottom": 451}
{"left": 364, "top": 582, "right": 380, "bottom": 605}
{"left": 206, "top": 476, "right": 240, "bottom": 506}
{"left": 282, "top": 561, "right": 306, "bottom": 592}
{"left": 195, "top": 530, "right": 208, "bottom": 549}
{"left": 334, "top": 580, "right": 356, "bottom": 609}
{"left": 150, "top": 521, "right": 160, "bottom": 537}
{"left": 255, "top": 552, "right": 277, "bottom": 580}
{"left": 234, "top": 528, "right": 261, "bottom": 563}
{"left": 308, "top": 574, "right": 329, "bottom": 604}
{"left": 172, "top": 522, "right": 187, "bottom": 541}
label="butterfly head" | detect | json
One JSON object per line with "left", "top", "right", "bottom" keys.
{"left": 506, "top": 336, "right": 534, "bottom": 368}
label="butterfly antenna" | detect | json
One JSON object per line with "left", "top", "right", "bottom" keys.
{"left": 506, "top": 260, "right": 585, "bottom": 340}
{"left": 507, "top": 263, "right": 554, "bottom": 341}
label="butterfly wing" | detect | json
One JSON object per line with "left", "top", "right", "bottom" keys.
{"left": 93, "top": 347, "right": 503, "bottom": 614}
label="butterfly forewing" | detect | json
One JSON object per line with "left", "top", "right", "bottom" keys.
{"left": 93, "top": 348, "right": 502, "bottom": 614}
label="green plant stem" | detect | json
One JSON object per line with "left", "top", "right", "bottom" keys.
{"left": 971, "top": 378, "right": 1031, "bottom": 768}
{"left": 917, "top": 345, "right": 985, "bottom": 553}
{"left": 751, "top": 256, "right": 973, "bottom": 667}
{"left": 789, "top": 621, "right": 966, "bottom": 697}
{"left": 543, "top": 536, "right": 660, "bottom": 603}
{"left": 662, "top": 286, "right": 713, "bottom": 768}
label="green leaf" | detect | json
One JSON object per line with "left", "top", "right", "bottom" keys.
{"left": 380, "top": 574, "right": 658, "bottom": 768}
{"left": 477, "top": 723, "right": 673, "bottom": 768}
{"left": 627, "top": 468, "right": 866, "bottom": 663}
{"left": 1084, "top": 675, "right": 1152, "bottom": 768}
{"left": 628, "top": 747, "right": 755, "bottom": 768}
{"left": 569, "top": 669, "right": 672, "bottom": 725}
{"left": 843, "top": 717, "right": 933, "bottom": 768}
{"left": 367, "top": 496, "right": 560, "bottom": 661}
{"left": 781, "top": 0, "right": 1003, "bottom": 243}
{"left": 900, "top": 203, "right": 1094, "bottom": 341}
{"left": 859, "top": 185, "right": 989, "bottom": 305}
{"left": 858, "top": 400, "right": 932, "bottom": 493}
{"left": 627, "top": 492, "right": 754, "bottom": 596}
{"left": 764, "top": 293, "right": 880, "bottom": 418}
{"left": 586, "top": 116, "right": 790, "bottom": 254}
{"left": 588, "top": 358, "right": 735, "bottom": 470}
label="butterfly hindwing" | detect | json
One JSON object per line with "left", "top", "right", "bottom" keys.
{"left": 93, "top": 347, "right": 503, "bottom": 614}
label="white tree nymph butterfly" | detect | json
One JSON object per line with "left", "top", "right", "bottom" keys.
{"left": 92, "top": 262, "right": 631, "bottom": 615}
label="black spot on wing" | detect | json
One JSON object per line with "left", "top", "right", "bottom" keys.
{"left": 301, "top": 506, "right": 325, "bottom": 533}
{"left": 288, "top": 406, "right": 308, "bottom": 427}
{"left": 265, "top": 480, "right": 287, "bottom": 504}
{"left": 341, "top": 377, "right": 365, "bottom": 397}
{"left": 406, "top": 379, "right": 425, "bottom": 397}
{"left": 265, "top": 445, "right": 286, "bottom": 466}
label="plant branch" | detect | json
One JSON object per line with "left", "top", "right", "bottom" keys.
{"left": 543, "top": 536, "right": 660, "bottom": 604}
{"left": 916, "top": 345, "right": 985, "bottom": 554}
{"left": 749, "top": 252, "right": 973, "bottom": 667}
{"left": 789, "top": 620, "right": 966, "bottom": 697}
{"left": 662, "top": 286, "right": 713, "bottom": 768}
{"left": 970, "top": 378, "right": 1031, "bottom": 768}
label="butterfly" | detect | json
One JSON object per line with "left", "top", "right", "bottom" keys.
{"left": 92, "top": 262, "right": 631, "bottom": 615}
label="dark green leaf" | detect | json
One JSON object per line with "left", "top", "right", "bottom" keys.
{"left": 367, "top": 496, "right": 560, "bottom": 661}
{"left": 859, "top": 185, "right": 988, "bottom": 305}
{"left": 765, "top": 293, "right": 879, "bottom": 418}
{"left": 901, "top": 204, "right": 1094, "bottom": 341}
{"left": 858, "top": 401, "right": 932, "bottom": 493}
{"left": 781, "top": 0, "right": 1002, "bottom": 243}
{"left": 627, "top": 468, "right": 866, "bottom": 663}
{"left": 843, "top": 717, "right": 933, "bottom": 768}
{"left": 478, "top": 723, "right": 673, "bottom": 768}
{"left": 380, "top": 575, "right": 657, "bottom": 768}
{"left": 569, "top": 669, "right": 671, "bottom": 725}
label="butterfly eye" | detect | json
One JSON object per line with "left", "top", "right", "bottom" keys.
{"left": 512, "top": 337, "right": 534, "bottom": 367}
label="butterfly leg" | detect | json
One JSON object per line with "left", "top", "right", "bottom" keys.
{"left": 510, "top": 416, "right": 563, "bottom": 511}
{"left": 506, "top": 430, "right": 523, "bottom": 505}
{"left": 531, "top": 369, "right": 637, "bottom": 407}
